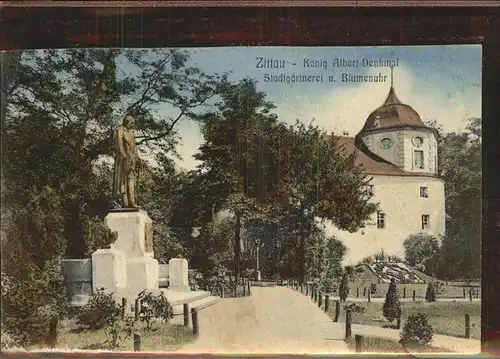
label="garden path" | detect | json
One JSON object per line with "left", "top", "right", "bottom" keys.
{"left": 174, "top": 286, "right": 350, "bottom": 354}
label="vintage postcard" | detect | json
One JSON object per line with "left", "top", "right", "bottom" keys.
{"left": 1, "top": 45, "right": 481, "bottom": 355}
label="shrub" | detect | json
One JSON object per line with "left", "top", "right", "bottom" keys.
{"left": 343, "top": 303, "right": 366, "bottom": 314}
{"left": 105, "top": 316, "right": 137, "bottom": 348}
{"left": 399, "top": 312, "right": 434, "bottom": 349}
{"left": 138, "top": 291, "right": 174, "bottom": 330}
{"left": 1, "top": 262, "right": 64, "bottom": 347}
{"left": 77, "top": 288, "right": 121, "bottom": 330}
{"left": 382, "top": 278, "right": 401, "bottom": 322}
{"left": 425, "top": 282, "right": 436, "bottom": 302}
{"left": 338, "top": 273, "right": 349, "bottom": 302}
{"left": 1, "top": 187, "right": 67, "bottom": 347}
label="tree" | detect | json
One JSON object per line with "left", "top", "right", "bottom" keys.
{"left": 338, "top": 273, "right": 349, "bottom": 302}
{"left": 382, "top": 278, "right": 402, "bottom": 322}
{"left": 2, "top": 186, "right": 67, "bottom": 346}
{"left": 3, "top": 49, "right": 226, "bottom": 259}
{"left": 425, "top": 282, "right": 436, "bottom": 302}
{"left": 427, "top": 118, "right": 481, "bottom": 280}
{"left": 403, "top": 233, "right": 440, "bottom": 273}
{"left": 193, "top": 78, "right": 286, "bottom": 284}
{"left": 283, "top": 122, "right": 378, "bottom": 282}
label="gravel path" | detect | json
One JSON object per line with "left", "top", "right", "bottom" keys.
{"left": 175, "top": 286, "right": 351, "bottom": 354}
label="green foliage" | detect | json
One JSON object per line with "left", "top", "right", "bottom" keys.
{"left": 382, "top": 279, "right": 402, "bottom": 322}
{"left": 427, "top": 118, "right": 481, "bottom": 280}
{"left": 77, "top": 288, "right": 121, "bottom": 330}
{"left": 425, "top": 282, "right": 437, "bottom": 302}
{"left": 399, "top": 313, "right": 434, "bottom": 349}
{"left": 403, "top": 233, "right": 439, "bottom": 274}
{"left": 338, "top": 273, "right": 349, "bottom": 302}
{"left": 105, "top": 316, "right": 137, "bottom": 349}
{"left": 3, "top": 49, "right": 226, "bottom": 260}
{"left": 138, "top": 291, "right": 174, "bottom": 330}
{"left": 343, "top": 303, "right": 366, "bottom": 314}
{"left": 1, "top": 187, "right": 68, "bottom": 347}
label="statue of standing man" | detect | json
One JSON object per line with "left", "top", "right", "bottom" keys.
{"left": 112, "top": 115, "right": 141, "bottom": 208}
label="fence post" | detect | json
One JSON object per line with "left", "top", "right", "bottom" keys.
{"left": 403, "top": 287, "right": 406, "bottom": 299}
{"left": 121, "top": 298, "right": 127, "bottom": 319}
{"left": 396, "top": 317, "right": 401, "bottom": 329}
{"left": 247, "top": 280, "right": 251, "bottom": 295}
{"left": 243, "top": 279, "right": 247, "bottom": 296}
{"left": 300, "top": 282, "right": 303, "bottom": 293}
{"left": 469, "top": 290, "right": 473, "bottom": 302}
{"left": 356, "top": 287, "right": 359, "bottom": 298}
{"left": 133, "top": 333, "right": 141, "bottom": 352}
{"left": 318, "top": 293, "right": 322, "bottom": 307}
{"left": 311, "top": 286, "right": 314, "bottom": 299}
{"left": 325, "top": 295, "right": 330, "bottom": 312}
{"left": 465, "top": 314, "right": 471, "bottom": 338}
{"left": 334, "top": 300, "right": 340, "bottom": 322}
{"left": 191, "top": 308, "right": 199, "bottom": 335}
{"left": 345, "top": 309, "right": 352, "bottom": 338}
{"left": 363, "top": 287, "right": 367, "bottom": 297}
{"left": 412, "top": 290, "right": 416, "bottom": 301}
{"left": 135, "top": 298, "right": 141, "bottom": 319}
{"left": 183, "top": 303, "right": 189, "bottom": 326}
{"left": 306, "top": 284, "right": 309, "bottom": 296}
{"left": 463, "top": 287, "right": 466, "bottom": 299}
{"left": 355, "top": 334, "right": 363, "bottom": 353}
{"left": 368, "top": 289, "right": 371, "bottom": 303}
{"left": 476, "top": 289, "right": 479, "bottom": 299}
{"left": 221, "top": 284, "right": 225, "bottom": 298}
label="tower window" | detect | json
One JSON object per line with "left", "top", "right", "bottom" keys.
{"left": 414, "top": 150, "right": 424, "bottom": 169}
{"left": 422, "top": 215, "right": 430, "bottom": 230}
{"left": 377, "top": 212, "right": 386, "bottom": 229}
{"left": 420, "top": 186, "right": 428, "bottom": 198}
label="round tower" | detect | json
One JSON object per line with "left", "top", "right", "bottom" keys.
{"left": 355, "top": 68, "right": 439, "bottom": 175}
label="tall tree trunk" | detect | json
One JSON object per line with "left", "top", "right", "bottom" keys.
{"left": 235, "top": 211, "right": 242, "bottom": 285}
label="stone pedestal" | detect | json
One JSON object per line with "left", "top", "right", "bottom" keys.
{"left": 126, "top": 256, "right": 159, "bottom": 298}
{"left": 169, "top": 258, "right": 190, "bottom": 292}
{"left": 92, "top": 248, "right": 128, "bottom": 298}
{"left": 105, "top": 210, "right": 154, "bottom": 258}
{"left": 61, "top": 259, "right": 92, "bottom": 306}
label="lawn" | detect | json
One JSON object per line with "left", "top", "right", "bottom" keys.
{"left": 345, "top": 336, "right": 455, "bottom": 354}
{"left": 28, "top": 319, "right": 196, "bottom": 351}
{"left": 329, "top": 300, "right": 481, "bottom": 340}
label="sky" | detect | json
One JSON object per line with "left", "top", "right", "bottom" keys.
{"left": 124, "top": 45, "right": 482, "bottom": 170}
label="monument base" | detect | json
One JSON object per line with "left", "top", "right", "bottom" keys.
{"left": 126, "top": 256, "right": 160, "bottom": 298}
{"left": 92, "top": 248, "right": 128, "bottom": 298}
{"left": 169, "top": 258, "right": 190, "bottom": 292}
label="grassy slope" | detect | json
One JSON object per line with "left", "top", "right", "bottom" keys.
{"left": 328, "top": 300, "right": 481, "bottom": 340}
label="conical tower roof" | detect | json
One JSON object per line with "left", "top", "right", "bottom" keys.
{"left": 357, "top": 69, "right": 430, "bottom": 136}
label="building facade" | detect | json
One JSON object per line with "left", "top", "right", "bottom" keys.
{"left": 325, "top": 84, "right": 446, "bottom": 265}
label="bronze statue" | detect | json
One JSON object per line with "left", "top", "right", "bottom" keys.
{"left": 112, "top": 115, "right": 141, "bottom": 208}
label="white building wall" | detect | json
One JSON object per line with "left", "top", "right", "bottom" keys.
{"left": 323, "top": 174, "right": 445, "bottom": 265}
